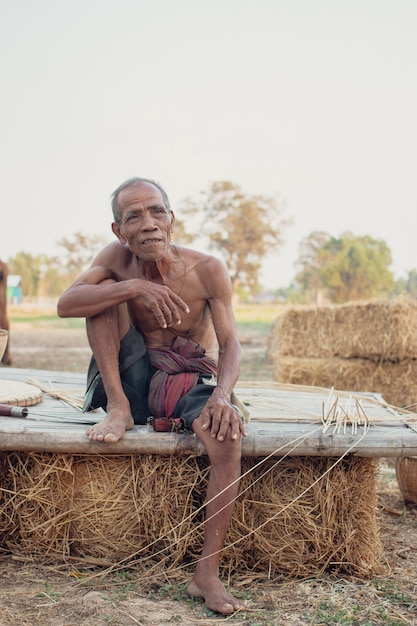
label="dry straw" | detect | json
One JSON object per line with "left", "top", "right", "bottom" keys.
{"left": 0, "top": 451, "right": 382, "bottom": 580}
{"left": 268, "top": 295, "right": 417, "bottom": 409}
{"left": 26, "top": 378, "right": 85, "bottom": 410}
{"left": 268, "top": 294, "right": 417, "bottom": 362}
{"left": 274, "top": 355, "right": 417, "bottom": 409}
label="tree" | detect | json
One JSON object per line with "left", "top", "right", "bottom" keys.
{"left": 57, "top": 232, "right": 110, "bottom": 285}
{"left": 39, "top": 255, "right": 67, "bottom": 297}
{"left": 8, "top": 252, "right": 43, "bottom": 299}
{"left": 179, "top": 181, "right": 290, "bottom": 296}
{"left": 294, "top": 231, "right": 332, "bottom": 302}
{"left": 404, "top": 269, "right": 417, "bottom": 297}
{"left": 8, "top": 233, "right": 111, "bottom": 300}
{"left": 392, "top": 269, "right": 417, "bottom": 298}
{"left": 171, "top": 216, "right": 196, "bottom": 246}
{"left": 295, "top": 231, "right": 394, "bottom": 303}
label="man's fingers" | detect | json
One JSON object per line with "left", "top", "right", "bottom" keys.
{"left": 214, "top": 408, "right": 246, "bottom": 441}
{"left": 172, "top": 293, "right": 190, "bottom": 314}
{"left": 155, "top": 292, "right": 190, "bottom": 327}
{"left": 159, "top": 303, "right": 174, "bottom": 328}
{"left": 152, "top": 299, "right": 185, "bottom": 328}
{"left": 169, "top": 295, "right": 190, "bottom": 324}
{"left": 201, "top": 412, "right": 211, "bottom": 431}
{"left": 200, "top": 401, "right": 245, "bottom": 441}
{"left": 155, "top": 310, "right": 168, "bottom": 328}
{"left": 230, "top": 419, "right": 241, "bottom": 440}
{"left": 216, "top": 418, "right": 230, "bottom": 442}
{"left": 209, "top": 410, "right": 222, "bottom": 438}
{"left": 138, "top": 282, "right": 190, "bottom": 325}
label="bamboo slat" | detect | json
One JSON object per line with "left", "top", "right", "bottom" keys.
{"left": 0, "top": 367, "right": 416, "bottom": 457}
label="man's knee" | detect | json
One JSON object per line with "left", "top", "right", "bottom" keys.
{"left": 86, "top": 298, "right": 131, "bottom": 338}
{"left": 206, "top": 437, "right": 242, "bottom": 468}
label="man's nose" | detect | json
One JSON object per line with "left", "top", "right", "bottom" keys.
{"left": 141, "top": 212, "right": 157, "bottom": 229}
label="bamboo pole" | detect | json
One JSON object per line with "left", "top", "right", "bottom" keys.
{"left": 0, "top": 419, "right": 416, "bottom": 457}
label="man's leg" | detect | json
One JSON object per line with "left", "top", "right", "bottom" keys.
{"left": 85, "top": 294, "right": 133, "bottom": 443}
{"left": 187, "top": 420, "right": 244, "bottom": 615}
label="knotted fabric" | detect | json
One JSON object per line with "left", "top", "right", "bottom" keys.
{"left": 147, "top": 336, "right": 218, "bottom": 418}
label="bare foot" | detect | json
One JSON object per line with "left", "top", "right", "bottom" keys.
{"left": 86, "top": 407, "right": 134, "bottom": 443}
{"left": 187, "top": 575, "right": 245, "bottom": 615}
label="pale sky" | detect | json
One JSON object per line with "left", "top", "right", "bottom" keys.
{"left": 1, "top": 0, "right": 416, "bottom": 289}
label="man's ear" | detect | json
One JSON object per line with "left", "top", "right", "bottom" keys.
{"left": 170, "top": 211, "right": 176, "bottom": 231}
{"left": 112, "top": 222, "right": 126, "bottom": 244}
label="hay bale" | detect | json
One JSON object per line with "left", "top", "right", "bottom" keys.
{"left": 0, "top": 452, "right": 74, "bottom": 557}
{"left": 0, "top": 452, "right": 204, "bottom": 567}
{"left": 0, "top": 453, "right": 12, "bottom": 537}
{"left": 0, "top": 451, "right": 382, "bottom": 579}
{"left": 231, "top": 456, "right": 381, "bottom": 578}
{"left": 69, "top": 454, "right": 205, "bottom": 565}
{"left": 268, "top": 296, "right": 417, "bottom": 362}
{"left": 274, "top": 355, "right": 417, "bottom": 408}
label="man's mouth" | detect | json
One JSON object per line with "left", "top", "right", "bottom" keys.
{"left": 142, "top": 238, "right": 161, "bottom": 244}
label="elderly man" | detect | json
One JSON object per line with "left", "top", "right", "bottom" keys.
{"left": 57, "top": 177, "right": 246, "bottom": 615}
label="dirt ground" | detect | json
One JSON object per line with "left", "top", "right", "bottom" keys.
{"left": 0, "top": 326, "right": 416, "bottom": 625}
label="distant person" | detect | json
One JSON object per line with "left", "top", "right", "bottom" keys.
{"left": 57, "top": 177, "right": 247, "bottom": 615}
{"left": 0, "top": 259, "right": 12, "bottom": 365}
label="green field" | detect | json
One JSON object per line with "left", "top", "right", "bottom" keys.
{"left": 9, "top": 304, "right": 284, "bottom": 333}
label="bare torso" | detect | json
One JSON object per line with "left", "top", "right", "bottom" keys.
{"left": 103, "top": 242, "right": 219, "bottom": 358}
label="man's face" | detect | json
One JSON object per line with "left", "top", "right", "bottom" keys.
{"left": 113, "top": 182, "right": 175, "bottom": 261}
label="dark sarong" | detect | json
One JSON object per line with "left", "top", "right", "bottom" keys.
{"left": 83, "top": 329, "right": 217, "bottom": 428}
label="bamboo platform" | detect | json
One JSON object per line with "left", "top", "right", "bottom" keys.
{"left": 0, "top": 367, "right": 416, "bottom": 457}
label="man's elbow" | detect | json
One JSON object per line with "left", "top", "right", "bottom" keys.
{"left": 57, "top": 300, "right": 67, "bottom": 318}
{"left": 57, "top": 294, "right": 74, "bottom": 318}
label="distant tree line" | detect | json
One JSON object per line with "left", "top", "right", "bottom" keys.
{"left": 8, "top": 232, "right": 109, "bottom": 299}
{"left": 6, "top": 182, "right": 417, "bottom": 304}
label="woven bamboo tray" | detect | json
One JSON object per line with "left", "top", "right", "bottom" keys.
{"left": 396, "top": 457, "right": 417, "bottom": 505}
{"left": 0, "top": 329, "right": 8, "bottom": 361}
{"left": 0, "top": 379, "right": 43, "bottom": 407}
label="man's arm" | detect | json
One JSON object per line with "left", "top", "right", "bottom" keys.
{"left": 199, "top": 258, "right": 246, "bottom": 441}
{"left": 57, "top": 245, "right": 190, "bottom": 325}
{"left": 58, "top": 265, "right": 133, "bottom": 318}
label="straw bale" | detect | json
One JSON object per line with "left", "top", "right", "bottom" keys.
{"left": 69, "top": 453, "right": 206, "bottom": 565}
{"left": 0, "top": 453, "right": 13, "bottom": 537}
{"left": 273, "top": 355, "right": 417, "bottom": 409}
{"left": 230, "top": 456, "right": 381, "bottom": 578}
{"left": 0, "top": 451, "right": 381, "bottom": 579}
{"left": 268, "top": 295, "right": 417, "bottom": 362}
{"left": 0, "top": 452, "right": 74, "bottom": 557}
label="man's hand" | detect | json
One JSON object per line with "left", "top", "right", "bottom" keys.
{"left": 200, "top": 392, "right": 247, "bottom": 441}
{"left": 133, "top": 280, "right": 190, "bottom": 328}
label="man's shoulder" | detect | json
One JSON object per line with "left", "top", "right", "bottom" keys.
{"left": 93, "top": 241, "right": 134, "bottom": 274}
{"left": 178, "top": 245, "right": 224, "bottom": 269}
{"left": 97, "top": 240, "right": 132, "bottom": 261}
{"left": 179, "top": 247, "right": 230, "bottom": 296}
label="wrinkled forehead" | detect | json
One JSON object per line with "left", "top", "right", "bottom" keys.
{"left": 118, "top": 181, "right": 165, "bottom": 209}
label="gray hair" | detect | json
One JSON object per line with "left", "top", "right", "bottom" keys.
{"left": 111, "top": 177, "right": 171, "bottom": 223}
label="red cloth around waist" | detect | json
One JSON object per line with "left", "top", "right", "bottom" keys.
{"left": 147, "top": 336, "right": 217, "bottom": 418}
